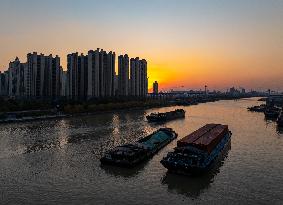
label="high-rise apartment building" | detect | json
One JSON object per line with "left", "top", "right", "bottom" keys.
{"left": 44, "top": 55, "right": 61, "bottom": 98}
{"left": 118, "top": 54, "right": 129, "bottom": 96}
{"left": 27, "top": 52, "right": 61, "bottom": 99}
{"left": 130, "top": 57, "right": 139, "bottom": 96}
{"left": 67, "top": 52, "right": 88, "bottom": 100}
{"left": 114, "top": 72, "right": 118, "bottom": 96}
{"left": 87, "top": 49, "right": 100, "bottom": 98}
{"left": 104, "top": 51, "right": 115, "bottom": 97}
{"left": 0, "top": 71, "right": 9, "bottom": 96}
{"left": 2, "top": 49, "right": 147, "bottom": 100}
{"left": 78, "top": 54, "right": 88, "bottom": 99}
{"left": 0, "top": 71, "right": 1, "bottom": 95}
{"left": 27, "top": 52, "right": 45, "bottom": 97}
{"left": 130, "top": 57, "right": 148, "bottom": 97}
{"left": 67, "top": 52, "right": 78, "bottom": 98}
{"left": 60, "top": 69, "right": 67, "bottom": 97}
{"left": 8, "top": 57, "right": 26, "bottom": 97}
{"left": 140, "top": 59, "right": 147, "bottom": 96}
{"left": 87, "top": 48, "right": 115, "bottom": 99}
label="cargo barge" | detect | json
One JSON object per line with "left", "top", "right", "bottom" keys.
{"left": 146, "top": 109, "right": 185, "bottom": 122}
{"left": 277, "top": 111, "right": 283, "bottom": 127}
{"left": 264, "top": 107, "right": 281, "bottom": 119}
{"left": 247, "top": 104, "right": 266, "bottom": 112}
{"left": 161, "top": 124, "right": 232, "bottom": 175}
{"left": 100, "top": 128, "right": 177, "bottom": 167}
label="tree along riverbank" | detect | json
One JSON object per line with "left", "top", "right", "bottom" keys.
{"left": 0, "top": 95, "right": 264, "bottom": 123}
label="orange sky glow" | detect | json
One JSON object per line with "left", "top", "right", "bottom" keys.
{"left": 0, "top": 0, "right": 282, "bottom": 92}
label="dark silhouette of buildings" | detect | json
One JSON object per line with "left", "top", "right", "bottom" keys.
{"left": 130, "top": 57, "right": 147, "bottom": 97}
{"left": 118, "top": 54, "right": 129, "bottom": 96}
{"left": 0, "top": 49, "right": 148, "bottom": 100}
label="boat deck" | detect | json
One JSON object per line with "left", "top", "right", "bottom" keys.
{"left": 139, "top": 130, "right": 173, "bottom": 150}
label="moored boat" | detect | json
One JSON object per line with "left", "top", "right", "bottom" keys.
{"left": 160, "top": 124, "right": 232, "bottom": 175}
{"left": 100, "top": 128, "right": 177, "bottom": 167}
{"left": 277, "top": 111, "right": 283, "bottom": 127}
{"left": 146, "top": 109, "right": 185, "bottom": 122}
{"left": 264, "top": 107, "right": 281, "bottom": 119}
{"left": 247, "top": 104, "right": 266, "bottom": 112}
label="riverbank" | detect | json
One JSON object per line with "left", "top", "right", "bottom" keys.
{"left": 0, "top": 100, "right": 171, "bottom": 124}
{"left": 0, "top": 95, "right": 262, "bottom": 124}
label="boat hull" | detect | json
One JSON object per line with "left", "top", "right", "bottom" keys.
{"left": 100, "top": 128, "right": 177, "bottom": 167}
{"left": 100, "top": 153, "right": 149, "bottom": 167}
{"left": 277, "top": 111, "right": 283, "bottom": 127}
{"left": 146, "top": 115, "right": 185, "bottom": 122}
{"left": 146, "top": 109, "right": 185, "bottom": 123}
{"left": 161, "top": 131, "right": 232, "bottom": 175}
{"left": 265, "top": 112, "right": 279, "bottom": 119}
{"left": 278, "top": 121, "right": 283, "bottom": 127}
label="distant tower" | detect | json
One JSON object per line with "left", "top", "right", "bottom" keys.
{"left": 153, "top": 81, "right": 158, "bottom": 94}
{"left": 205, "top": 85, "right": 207, "bottom": 95}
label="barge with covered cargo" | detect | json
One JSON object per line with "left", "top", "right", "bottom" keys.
{"left": 277, "top": 111, "right": 283, "bottom": 127}
{"left": 100, "top": 128, "right": 177, "bottom": 167}
{"left": 161, "top": 124, "right": 232, "bottom": 175}
{"left": 146, "top": 109, "right": 185, "bottom": 123}
{"left": 247, "top": 104, "right": 266, "bottom": 112}
{"left": 264, "top": 107, "right": 281, "bottom": 119}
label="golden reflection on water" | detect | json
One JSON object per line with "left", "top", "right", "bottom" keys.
{"left": 57, "top": 120, "right": 69, "bottom": 150}
{"left": 111, "top": 114, "right": 120, "bottom": 135}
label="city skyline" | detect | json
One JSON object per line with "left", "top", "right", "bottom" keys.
{"left": 0, "top": 49, "right": 148, "bottom": 99}
{"left": 0, "top": 0, "right": 283, "bottom": 91}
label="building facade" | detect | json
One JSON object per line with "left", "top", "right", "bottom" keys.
{"left": 0, "top": 71, "right": 9, "bottom": 96}
{"left": 118, "top": 54, "right": 129, "bottom": 96}
{"left": 87, "top": 49, "right": 115, "bottom": 99}
{"left": 44, "top": 55, "right": 61, "bottom": 98}
{"left": 60, "top": 69, "right": 67, "bottom": 97}
{"left": 27, "top": 52, "right": 61, "bottom": 99}
{"left": 2, "top": 49, "right": 147, "bottom": 100}
{"left": 8, "top": 57, "right": 26, "bottom": 97}
{"left": 103, "top": 51, "right": 115, "bottom": 98}
{"left": 140, "top": 59, "right": 148, "bottom": 96}
{"left": 130, "top": 57, "right": 148, "bottom": 97}
{"left": 87, "top": 49, "right": 100, "bottom": 98}
{"left": 130, "top": 57, "right": 140, "bottom": 96}
{"left": 67, "top": 52, "right": 88, "bottom": 100}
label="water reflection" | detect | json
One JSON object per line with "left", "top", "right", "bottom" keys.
{"left": 147, "top": 118, "right": 186, "bottom": 127}
{"left": 25, "top": 139, "right": 60, "bottom": 153}
{"left": 67, "top": 133, "right": 95, "bottom": 144}
{"left": 23, "top": 119, "right": 72, "bottom": 154}
{"left": 56, "top": 120, "right": 69, "bottom": 149}
{"left": 111, "top": 114, "right": 120, "bottom": 135}
{"left": 161, "top": 140, "right": 231, "bottom": 198}
{"left": 100, "top": 160, "right": 148, "bottom": 178}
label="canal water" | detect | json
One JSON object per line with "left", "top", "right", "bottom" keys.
{"left": 0, "top": 98, "right": 282, "bottom": 205}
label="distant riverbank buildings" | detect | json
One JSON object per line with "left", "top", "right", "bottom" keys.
{"left": 0, "top": 49, "right": 148, "bottom": 100}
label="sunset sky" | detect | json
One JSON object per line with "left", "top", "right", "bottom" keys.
{"left": 0, "top": 0, "right": 282, "bottom": 92}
